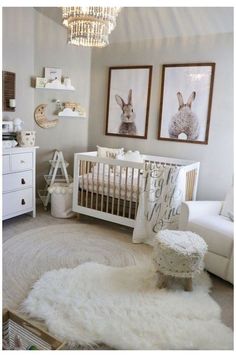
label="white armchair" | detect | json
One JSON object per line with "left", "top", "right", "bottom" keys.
{"left": 179, "top": 201, "right": 233, "bottom": 284}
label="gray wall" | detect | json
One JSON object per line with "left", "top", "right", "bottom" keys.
{"left": 2, "top": 8, "right": 233, "bottom": 200}
{"left": 34, "top": 11, "right": 91, "bottom": 185}
{"left": 88, "top": 33, "right": 234, "bottom": 200}
{"left": 2, "top": 8, "right": 91, "bottom": 188}
{"left": 2, "top": 7, "right": 35, "bottom": 128}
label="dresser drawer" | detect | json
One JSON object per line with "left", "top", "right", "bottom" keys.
{"left": 3, "top": 155, "right": 10, "bottom": 174}
{"left": 11, "top": 153, "right": 33, "bottom": 172}
{"left": 3, "top": 170, "right": 33, "bottom": 193}
{"left": 3, "top": 188, "right": 33, "bottom": 217}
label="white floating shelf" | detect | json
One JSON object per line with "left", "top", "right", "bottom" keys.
{"left": 45, "top": 82, "right": 75, "bottom": 90}
{"left": 35, "top": 78, "right": 75, "bottom": 91}
{"left": 35, "top": 86, "right": 75, "bottom": 91}
{"left": 58, "top": 108, "right": 86, "bottom": 118}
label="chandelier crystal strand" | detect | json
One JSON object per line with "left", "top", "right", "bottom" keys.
{"left": 62, "top": 7, "right": 121, "bottom": 47}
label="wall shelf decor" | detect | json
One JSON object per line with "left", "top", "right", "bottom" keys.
{"left": 2, "top": 71, "right": 16, "bottom": 112}
{"left": 36, "top": 82, "right": 75, "bottom": 91}
{"left": 35, "top": 67, "right": 75, "bottom": 90}
{"left": 57, "top": 102, "right": 86, "bottom": 118}
{"left": 34, "top": 104, "right": 59, "bottom": 128}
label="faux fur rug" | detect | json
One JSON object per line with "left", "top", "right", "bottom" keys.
{"left": 3, "top": 224, "right": 151, "bottom": 311}
{"left": 22, "top": 262, "right": 233, "bottom": 350}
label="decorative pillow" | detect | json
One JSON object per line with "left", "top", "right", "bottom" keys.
{"left": 96, "top": 145, "right": 124, "bottom": 159}
{"left": 116, "top": 150, "right": 144, "bottom": 177}
{"left": 221, "top": 185, "right": 234, "bottom": 220}
{"left": 123, "top": 150, "right": 144, "bottom": 163}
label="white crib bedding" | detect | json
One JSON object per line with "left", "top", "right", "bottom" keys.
{"left": 79, "top": 171, "right": 142, "bottom": 201}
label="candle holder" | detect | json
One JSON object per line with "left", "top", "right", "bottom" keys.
{"left": 9, "top": 99, "right": 16, "bottom": 109}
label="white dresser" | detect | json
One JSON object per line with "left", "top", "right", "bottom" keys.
{"left": 2, "top": 147, "right": 38, "bottom": 220}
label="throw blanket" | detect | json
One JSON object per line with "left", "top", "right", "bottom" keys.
{"left": 133, "top": 163, "right": 184, "bottom": 245}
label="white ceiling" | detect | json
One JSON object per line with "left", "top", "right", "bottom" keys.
{"left": 35, "top": 7, "right": 233, "bottom": 43}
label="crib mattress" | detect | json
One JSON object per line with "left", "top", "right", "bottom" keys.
{"left": 79, "top": 172, "right": 142, "bottom": 201}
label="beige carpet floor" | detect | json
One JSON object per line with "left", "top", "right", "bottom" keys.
{"left": 3, "top": 224, "right": 152, "bottom": 311}
{"left": 2, "top": 205, "right": 234, "bottom": 335}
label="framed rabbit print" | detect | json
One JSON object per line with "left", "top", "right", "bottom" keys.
{"left": 106, "top": 66, "right": 152, "bottom": 139}
{"left": 158, "top": 63, "right": 215, "bottom": 144}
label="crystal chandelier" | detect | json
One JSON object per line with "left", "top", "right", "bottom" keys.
{"left": 62, "top": 7, "right": 121, "bottom": 48}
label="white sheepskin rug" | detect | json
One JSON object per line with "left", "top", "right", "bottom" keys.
{"left": 22, "top": 262, "right": 233, "bottom": 350}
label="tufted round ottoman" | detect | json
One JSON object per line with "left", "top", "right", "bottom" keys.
{"left": 153, "top": 230, "right": 208, "bottom": 291}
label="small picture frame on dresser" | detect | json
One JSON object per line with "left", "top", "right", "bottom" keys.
{"left": 2, "top": 121, "right": 13, "bottom": 133}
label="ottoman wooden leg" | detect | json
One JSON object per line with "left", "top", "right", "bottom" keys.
{"left": 184, "top": 278, "right": 193, "bottom": 292}
{"left": 157, "top": 272, "right": 168, "bottom": 289}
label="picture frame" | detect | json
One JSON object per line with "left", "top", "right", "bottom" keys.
{"left": 2, "top": 120, "right": 13, "bottom": 133}
{"left": 44, "top": 67, "right": 62, "bottom": 82}
{"left": 158, "top": 63, "right": 215, "bottom": 144}
{"left": 105, "top": 66, "right": 152, "bottom": 139}
{"left": 2, "top": 71, "right": 15, "bottom": 112}
{"left": 35, "top": 77, "right": 47, "bottom": 88}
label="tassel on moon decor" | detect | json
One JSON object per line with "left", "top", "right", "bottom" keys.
{"left": 34, "top": 104, "right": 59, "bottom": 129}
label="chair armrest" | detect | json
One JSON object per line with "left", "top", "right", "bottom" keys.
{"left": 179, "top": 201, "right": 223, "bottom": 230}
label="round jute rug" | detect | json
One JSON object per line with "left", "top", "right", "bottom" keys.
{"left": 3, "top": 223, "right": 151, "bottom": 311}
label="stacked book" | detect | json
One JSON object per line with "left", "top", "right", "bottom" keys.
{"left": 2, "top": 132, "right": 18, "bottom": 149}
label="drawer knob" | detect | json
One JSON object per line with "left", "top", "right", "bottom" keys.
{"left": 20, "top": 160, "right": 25, "bottom": 164}
{"left": 21, "top": 178, "right": 26, "bottom": 185}
{"left": 21, "top": 199, "right": 26, "bottom": 205}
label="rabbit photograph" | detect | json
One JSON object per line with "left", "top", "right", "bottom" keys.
{"left": 115, "top": 89, "right": 137, "bottom": 136}
{"left": 158, "top": 63, "right": 215, "bottom": 144}
{"left": 168, "top": 91, "right": 200, "bottom": 141}
{"left": 106, "top": 66, "right": 152, "bottom": 139}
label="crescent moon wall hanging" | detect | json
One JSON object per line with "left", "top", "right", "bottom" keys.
{"left": 34, "top": 104, "right": 59, "bottom": 128}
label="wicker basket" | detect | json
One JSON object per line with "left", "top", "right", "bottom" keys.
{"left": 17, "top": 131, "right": 35, "bottom": 147}
{"left": 2, "top": 310, "right": 65, "bottom": 350}
{"left": 64, "top": 102, "right": 78, "bottom": 110}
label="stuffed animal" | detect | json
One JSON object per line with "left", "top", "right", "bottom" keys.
{"left": 14, "top": 118, "right": 24, "bottom": 132}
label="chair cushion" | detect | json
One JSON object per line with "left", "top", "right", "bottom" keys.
{"left": 188, "top": 215, "right": 234, "bottom": 258}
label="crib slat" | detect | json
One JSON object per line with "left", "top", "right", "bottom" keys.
{"left": 101, "top": 163, "right": 105, "bottom": 212}
{"left": 187, "top": 169, "right": 196, "bottom": 201}
{"left": 135, "top": 169, "right": 141, "bottom": 218}
{"left": 91, "top": 161, "right": 94, "bottom": 208}
{"left": 123, "top": 167, "right": 128, "bottom": 217}
{"left": 95, "top": 163, "right": 100, "bottom": 210}
{"left": 117, "top": 165, "right": 122, "bottom": 216}
{"left": 128, "top": 168, "right": 134, "bottom": 219}
{"left": 186, "top": 170, "right": 192, "bottom": 201}
{"left": 111, "top": 165, "right": 116, "bottom": 215}
{"left": 106, "top": 165, "right": 111, "bottom": 213}
{"left": 85, "top": 160, "right": 89, "bottom": 207}
{"left": 80, "top": 160, "right": 84, "bottom": 206}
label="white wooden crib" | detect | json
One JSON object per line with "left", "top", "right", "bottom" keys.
{"left": 72, "top": 151, "right": 200, "bottom": 228}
